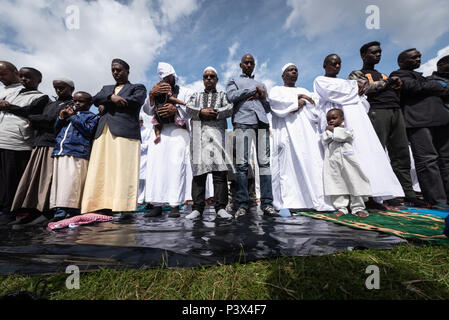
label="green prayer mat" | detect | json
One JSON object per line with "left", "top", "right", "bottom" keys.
{"left": 294, "top": 209, "right": 449, "bottom": 245}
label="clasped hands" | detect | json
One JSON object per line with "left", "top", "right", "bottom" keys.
{"left": 246, "top": 85, "right": 267, "bottom": 101}
{"left": 326, "top": 124, "right": 344, "bottom": 132}
{"left": 291, "top": 94, "right": 315, "bottom": 113}
{"left": 0, "top": 99, "right": 11, "bottom": 110}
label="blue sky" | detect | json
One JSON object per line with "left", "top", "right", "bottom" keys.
{"left": 1, "top": 0, "right": 449, "bottom": 97}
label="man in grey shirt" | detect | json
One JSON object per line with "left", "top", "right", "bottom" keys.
{"left": 226, "top": 54, "right": 279, "bottom": 218}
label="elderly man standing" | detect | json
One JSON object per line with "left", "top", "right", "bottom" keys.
{"left": 226, "top": 54, "right": 279, "bottom": 218}
{"left": 0, "top": 62, "right": 48, "bottom": 223}
{"left": 184, "top": 67, "right": 234, "bottom": 220}
{"left": 391, "top": 49, "right": 449, "bottom": 209}
{"left": 270, "top": 63, "right": 334, "bottom": 212}
{"left": 143, "top": 62, "right": 193, "bottom": 218}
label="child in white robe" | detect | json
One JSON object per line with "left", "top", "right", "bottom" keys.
{"left": 321, "top": 109, "right": 371, "bottom": 217}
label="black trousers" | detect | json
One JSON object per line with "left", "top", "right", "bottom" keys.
{"left": 368, "top": 108, "right": 415, "bottom": 198}
{"left": 407, "top": 125, "right": 449, "bottom": 204}
{"left": 0, "top": 149, "right": 31, "bottom": 213}
{"left": 192, "top": 171, "right": 228, "bottom": 213}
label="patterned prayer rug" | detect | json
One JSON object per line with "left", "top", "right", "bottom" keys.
{"left": 293, "top": 208, "right": 449, "bottom": 245}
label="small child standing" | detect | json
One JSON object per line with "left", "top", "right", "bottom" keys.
{"left": 321, "top": 109, "right": 371, "bottom": 217}
{"left": 49, "top": 91, "right": 98, "bottom": 221}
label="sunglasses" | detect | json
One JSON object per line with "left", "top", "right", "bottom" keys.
{"left": 203, "top": 74, "right": 217, "bottom": 79}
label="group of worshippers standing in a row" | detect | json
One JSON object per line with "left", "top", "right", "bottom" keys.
{"left": 1, "top": 40, "right": 449, "bottom": 229}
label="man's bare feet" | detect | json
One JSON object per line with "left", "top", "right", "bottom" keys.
{"left": 354, "top": 211, "right": 369, "bottom": 217}
{"left": 334, "top": 211, "right": 345, "bottom": 217}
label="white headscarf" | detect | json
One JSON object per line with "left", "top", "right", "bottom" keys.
{"left": 157, "top": 62, "right": 179, "bottom": 84}
{"left": 203, "top": 66, "right": 218, "bottom": 75}
{"left": 282, "top": 63, "right": 296, "bottom": 73}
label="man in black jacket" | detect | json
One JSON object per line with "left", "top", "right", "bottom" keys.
{"left": 391, "top": 49, "right": 449, "bottom": 209}
{"left": 351, "top": 41, "right": 425, "bottom": 208}
{"left": 428, "top": 55, "right": 449, "bottom": 108}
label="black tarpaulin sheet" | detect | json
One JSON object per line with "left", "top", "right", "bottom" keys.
{"left": 0, "top": 208, "right": 406, "bottom": 275}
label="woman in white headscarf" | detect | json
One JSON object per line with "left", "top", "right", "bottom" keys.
{"left": 142, "top": 62, "right": 194, "bottom": 218}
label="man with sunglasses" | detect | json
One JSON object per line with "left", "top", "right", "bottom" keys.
{"left": 185, "top": 67, "right": 234, "bottom": 220}
{"left": 226, "top": 54, "right": 279, "bottom": 218}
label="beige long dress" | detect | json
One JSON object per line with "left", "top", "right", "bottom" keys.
{"left": 81, "top": 85, "right": 140, "bottom": 213}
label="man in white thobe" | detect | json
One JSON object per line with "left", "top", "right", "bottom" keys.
{"left": 142, "top": 62, "right": 193, "bottom": 218}
{"left": 269, "top": 63, "right": 334, "bottom": 212}
{"left": 313, "top": 54, "right": 404, "bottom": 203}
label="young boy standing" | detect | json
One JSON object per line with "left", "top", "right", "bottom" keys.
{"left": 50, "top": 92, "right": 98, "bottom": 221}
{"left": 321, "top": 109, "right": 371, "bottom": 217}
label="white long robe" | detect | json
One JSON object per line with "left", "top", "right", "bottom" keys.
{"left": 269, "top": 86, "right": 334, "bottom": 211}
{"left": 321, "top": 128, "right": 372, "bottom": 196}
{"left": 313, "top": 76, "right": 404, "bottom": 199}
{"left": 138, "top": 123, "right": 152, "bottom": 204}
{"left": 142, "top": 87, "right": 193, "bottom": 206}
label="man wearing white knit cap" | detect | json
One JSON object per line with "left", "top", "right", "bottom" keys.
{"left": 270, "top": 63, "right": 334, "bottom": 213}
{"left": 184, "top": 67, "right": 233, "bottom": 220}
{"left": 142, "top": 62, "right": 194, "bottom": 218}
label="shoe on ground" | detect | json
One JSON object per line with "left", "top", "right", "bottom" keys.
{"left": 168, "top": 207, "right": 180, "bottom": 218}
{"left": 0, "top": 213, "right": 15, "bottom": 225}
{"left": 144, "top": 206, "right": 162, "bottom": 217}
{"left": 216, "top": 209, "right": 233, "bottom": 219}
{"left": 404, "top": 197, "right": 431, "bottom": 208}
{"left": 385, "top": 197, "right": 406, "bottom": 208}
{"left": 365, "top": 199, "right": 388, "bottom": 211}
{"left": 234, "top": 207, "right": 247, "bottom": 218}
{"left": 225, "top": 203, "right": 233, "bottom": 213}
{"left": 433, "top": 202, "right": 449, "bottom": 211}
{"left": 263, "top": 206, "right": 280, "bottom": 217}
{"left": 7, "top": 213, "right": 30, "bottom": 225}
{"left": 186, "top": 210, "right": 202, "bottom": 220}
{"left": 119, "top": 212, "right": 134, "bottom": 220}
{"left": 12, "top": 214, "right": 49, "bottom": 230}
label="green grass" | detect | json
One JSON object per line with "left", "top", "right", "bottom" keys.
{"left": 1, "top": 244, "right": 449, "bottom": 300}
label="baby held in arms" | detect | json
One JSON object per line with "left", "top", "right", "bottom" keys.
{"left": 152, "top": 81, "right": 187, "bottom": 144}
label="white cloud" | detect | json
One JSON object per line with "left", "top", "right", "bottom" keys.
{"left": 221, "top": 42, "right": 241, "bottom": 83}
{"left": 157, "top": 0, "right": 199, "bottom": 25}
{"left": 284, "top": 0, "right": 449, "bottom": 49}
{"left": 0, "top": 0, "right": 199, "bottom": 97}
{"left": 418, "top": 45, "right": 449, "bottom": 76}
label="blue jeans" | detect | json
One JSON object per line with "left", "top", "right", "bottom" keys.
{"left": 233, "top": 122, "right": 273, "bottom": 210}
